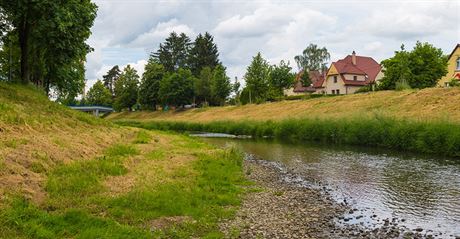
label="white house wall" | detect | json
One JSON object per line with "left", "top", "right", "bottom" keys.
{"left": 342, "top": 74, "right": 366, "bottom": 81}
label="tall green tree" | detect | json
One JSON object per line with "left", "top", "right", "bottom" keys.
{"left": 269, "top": 60, "right": 295, "bottom": 97}
{"left": 114, "top": 65, "right": 139, "bottom": 111}
{"left": 244, "top": 52, "right": 271, "bottom": 103}
{"left": 194, "top": 66, "right": 212, "bottom": 105}
{"left": 138, "top": 59, "right": 165, "bottom": 110}
{"left": 189, "top": 32, "right": 220, "bottom": 76}
{"left": 54, "top": 60, "right": 86, "bottom": 105}
{"left": 211, "top": 65, "right": 232, "bottom": 106}
{"left": 300, "top": 70, "right": 312, "bottom": 87}
{"left": 152, "top": 32, "right": 191, "bottom": 72}
{"left": 0, "top": 0, "right": 97, "bottom": 96}
{"left": 86, "top": 80, "right": 112, "bottom": 106}
{"left": 379, "top": 42, "right": 448, "bottom": 90}
{"left": 159, "top": 68, "right": 195, "bottom": 107}
{"left": 233, "top": 77, "right": 241, "bottom": 95}
{"left": 0, "top": 33, "right": 20, "bottom": 82}
{"left": 294, "top": 43, "right": 330, "bottom": 72}
{"left": 103, "top": 65, "right": 121, "bottom": 96}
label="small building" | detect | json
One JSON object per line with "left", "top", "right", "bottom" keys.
{"left": 318, "top": 51, "right": 383, "bottom": 95}
{"left": 438, "top": 44, "right": 460, "bottom": 87}
{"left": 284, "top": 70, "right": 325, "bottom": 96}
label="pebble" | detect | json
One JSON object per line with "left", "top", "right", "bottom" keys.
{"left": 219, "top": 159, "right": 434, "bottom": 239}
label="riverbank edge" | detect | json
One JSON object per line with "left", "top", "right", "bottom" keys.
{"left": 0, "top": 130, "right": 249, "bottom": 238}
{"left": 114, "top": 118, "right": 460, "bottom": 158}
{"left": 224, "top": 157, "right": 429, "bottom": 238}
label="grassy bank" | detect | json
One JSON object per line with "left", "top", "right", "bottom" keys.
{"left": 0, "top": 83, "right": 248, "bottom": 238}
{"left": 0, "top": 83, "right": 128, "bottom": 203}
{"left": 1, "top": 130, "right": 247, "bottom": 238}
{"left": 116, "top": 118, "right": 460, "bottom": 158}
{"left": 108, "top": 88, "right": 460, "bottom": 123}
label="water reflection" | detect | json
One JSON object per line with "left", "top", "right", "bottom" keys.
{"left": 201, "top": 137, "right": 460, "bottom": 237}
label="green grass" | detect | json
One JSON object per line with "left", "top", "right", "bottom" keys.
{"left": 115, "top": 118, "right": 460, "bottom": 158}
{"left": 0, "top": 134, "right": 247, "bottom": 238}
{"left": 0, "top": 82, "right": 110, "bottom": 128}
{"left": 133, "top": 130, "right": 151, "bottom": 144}
{"left": 107, "top": 149, "right": 245, "bottom": 237}
{"left": 0, "top": 198, "right": 150, "bottom": 239}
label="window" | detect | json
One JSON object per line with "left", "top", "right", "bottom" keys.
{"left": 457, "top": 57, "right": 460, "bottom": 70}
{"left": 337, "top": 89, "right": 340, "bottom": 94}
{"left": 353, "top": 75, "right": 357, "bottom": 81}
{"left": 333, "top": 76, "right": 337, "bottom": 83}
{"left": 332, "top": 90, "right": 335, "bottom": 94}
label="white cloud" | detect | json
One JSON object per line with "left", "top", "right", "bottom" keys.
{"left": 84, "top": 0, "right": 459, "bottom": 87}
{"left": 129, "top": 19, "right": 195, "bottom": 49}
{"left": 128, "top": 59, "right": 148, "bottom": 78}
{"left": 214, "top": 7, "right": 289, "bottom": 38}
{"left": 352, "top": 1, "right": 456, "bottom": 40}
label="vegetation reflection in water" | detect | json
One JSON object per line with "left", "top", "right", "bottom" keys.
{"left": 199, "top": 136, "right": 460, "bottom": 237}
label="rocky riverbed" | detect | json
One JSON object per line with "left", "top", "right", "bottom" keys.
{"left": 220, "top": 157, "right": 439, "bottom": 239}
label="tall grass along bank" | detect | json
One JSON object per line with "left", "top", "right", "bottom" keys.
{"left": 116, "top": 118, "right": 460, "bottom": 158}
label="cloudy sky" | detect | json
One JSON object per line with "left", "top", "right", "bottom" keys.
{"left": 85, "top": 0, "right": 460, "bottom": 90}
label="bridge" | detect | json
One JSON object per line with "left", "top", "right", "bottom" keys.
{"left": 69, "top": 106, "right": 114, "bottom": 117}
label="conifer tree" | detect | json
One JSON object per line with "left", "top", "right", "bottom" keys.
{"left": 152, "top": 32, "right": 191, "bottom": 72}
{"left": 189, "top": 32, "right": 220, "bottom": 76}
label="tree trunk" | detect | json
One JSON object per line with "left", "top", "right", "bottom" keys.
{"left": 18, "top": 13, "right": 30, "bottom": 84}
{"left": 45, "top": 77, "right": 50, "bottom": 96}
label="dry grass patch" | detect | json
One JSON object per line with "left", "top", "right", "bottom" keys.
{"left": 0, "top": 83, "right": 134, "bottom": 204}
{"left": 103, "top": 131, "right": 199, "bottom": 197}
{"left": 108, "top": 87, "right": 460, "bottom": 123}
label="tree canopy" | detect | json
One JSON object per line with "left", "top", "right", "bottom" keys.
{"left": 379, "top": 42, "right": 448, "bottom": 90}
{"left": 114, "top": 65, "right": 139, "bottom": 111}
{"left": 188, "top": 32, "right": 220, "bottom": 76}
{"left": 158, "top": 68, "right": 195, "bottom": 107}
{"left": 211, "top": 65, "right": 232, "bottom": 106}
{"left": 269, "top": 60, "right": 295, "bottom": 97}
{"left": 294, "top": 43, "right": 330, "bottom": 72}
{"left": 138, "top": 59, "right": 165, "bottom": 110}
{"left": 244, "top": 52, "right": 271, "bottom": 103}
{"left": 194, "top": 67, "right": 213, "bottom": 105}
{"left": 86, "top": 80, "right": 112, "bottom": 106}
{"left": 103, "top": 65, "right": 121, "bottom": 96}
{"left": 0, "top": 0, "right": 97, "bottom": 98}
{"left": 152, "top": 32, "right": 191, "bottom": 72}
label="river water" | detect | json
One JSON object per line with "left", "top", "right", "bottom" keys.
{"left": 195, "top": 134, "right": 460, "bottom": 238}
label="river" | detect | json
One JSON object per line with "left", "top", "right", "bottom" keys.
{"left": 194, "top": 134, "right": 460, "bottom": 238}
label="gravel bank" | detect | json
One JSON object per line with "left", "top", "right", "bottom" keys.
{"left": 220, "top": 158, "right": 433, "bottom": 239}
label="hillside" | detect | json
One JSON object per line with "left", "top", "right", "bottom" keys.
{"left": 108, "top": 87, "right": 460, "bottom": 123}
{"left": 0, "top": 83, "right": 245, "bottom": 238}
{"left": 0, "top": 83, "right": 130, "bottom": 203}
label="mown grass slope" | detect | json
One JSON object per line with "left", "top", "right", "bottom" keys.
{"left": 0, "top": 83, "right": 128, "bottom": 203}
{"left": 108, "top": 87, "right": 460, "bottom": 123}
{"left": 0, "top": 83, "right": 248, "bottom": 238}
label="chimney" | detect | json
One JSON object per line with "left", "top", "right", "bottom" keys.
{"left": 352, "top": 51, "right": 357, "bottom": 65}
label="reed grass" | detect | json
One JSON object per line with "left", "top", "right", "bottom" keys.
{"left": 116, "top": 117, "right": 460, "bottom": 158}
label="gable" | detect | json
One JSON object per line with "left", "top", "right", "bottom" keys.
{"left": 448, "top": 44, "right": 460, "bottom": 61}
{"left": 327, "top": 64, "right": 339, "bottom": 76}
{"left": 448, "top": 45, "right": 460, "bottom": 65}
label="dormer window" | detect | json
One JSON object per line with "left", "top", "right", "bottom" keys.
{"left": 353, "top": 75, "right": 357, "bottom": 81}
{"left": 333, "top": 76, "right": 337, "bottom": 83}
{"left": 456, "top": 57, "right": 460, "bottom": 70}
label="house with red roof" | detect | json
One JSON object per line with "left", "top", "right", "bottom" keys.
{"left": 317, "top": 51, "right": 383, "bottom": 95}
{"left": 438, "top": 44, "right": 460, "bottom": 87}
{"left": 284, "top": 70, "right": 325, "bottom": 96}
